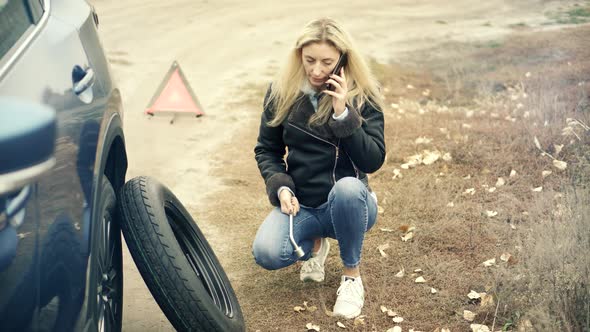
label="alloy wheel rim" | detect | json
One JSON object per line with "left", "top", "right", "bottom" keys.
{"left": 97, "top": 214, "right": 120, "bottom": 332}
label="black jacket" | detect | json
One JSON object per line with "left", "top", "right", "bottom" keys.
{"left": 254, "top": 87, "right": 385, "bottom": 208}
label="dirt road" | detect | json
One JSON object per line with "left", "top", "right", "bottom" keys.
{"left": 89, "top": 0, "right": 575, "bottom": 330}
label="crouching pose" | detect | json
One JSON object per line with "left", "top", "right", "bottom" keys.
{"left": 252, "top": 17, "right": 385, "bottom": 319}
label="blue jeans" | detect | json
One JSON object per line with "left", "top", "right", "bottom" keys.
{"left": 252, "top": 177, "right": 377, "bottom": 269}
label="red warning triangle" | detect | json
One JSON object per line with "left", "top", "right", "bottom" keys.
{"left": 145, "top": 61, "right": 204, "bottom": 116}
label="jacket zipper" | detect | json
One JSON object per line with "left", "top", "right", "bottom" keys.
{"left": 289, "top": 123, "right": 339, "bottom": 184}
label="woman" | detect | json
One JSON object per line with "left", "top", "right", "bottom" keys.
{"left": 252, "top": 17, "right": 385, "bottom": 319}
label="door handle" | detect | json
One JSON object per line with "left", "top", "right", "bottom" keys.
{"left": 72, "top": 66, "right": 95, "bottom": 95}
{"left": 0, "top": 185, "right": 31, "bottom": 229}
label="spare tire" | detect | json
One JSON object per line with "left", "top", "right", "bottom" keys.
{"left": 118, "top": 176, "right": 244, "bottom": 332}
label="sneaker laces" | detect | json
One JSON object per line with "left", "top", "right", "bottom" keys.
{"left": 301, "top": 257, "right": 322, "bottom": 273}
{"left": 336, "top": 279, "right": 362, "bottom": 301}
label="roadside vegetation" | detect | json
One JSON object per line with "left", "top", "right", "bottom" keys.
{"left": 205, "top": 23, "right": 589, "bottom": 332}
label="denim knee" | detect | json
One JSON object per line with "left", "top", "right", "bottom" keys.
{"left": 332, "top": 177, "right": 365, "bottom": 201}
{"left": 252, "top": 238, "right": 290, "bottom": 271}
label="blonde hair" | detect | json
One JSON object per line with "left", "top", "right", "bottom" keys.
{"left": 266, "top": 17, "right": 384, "bottom": 127}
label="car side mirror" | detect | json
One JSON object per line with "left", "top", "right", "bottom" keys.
{"left": 0, "top": 98, "right": 56, "bottom": 231}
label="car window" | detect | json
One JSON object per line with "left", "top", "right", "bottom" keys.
{"left": 0, "top": 0, "right": 43, "bottom": 59}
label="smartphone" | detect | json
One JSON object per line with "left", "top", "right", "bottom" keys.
{"left": 324, "top": 53, "right": 348, "bottom": 91}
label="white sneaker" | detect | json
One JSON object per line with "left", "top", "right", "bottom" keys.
{"left": 333, "top": 276, "right": 364, "bottom": 319}
{"left": 300, "top": 238, "right": 330, "bottom": 282}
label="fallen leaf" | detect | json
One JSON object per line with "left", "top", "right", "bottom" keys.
{"left": 302, "top": 302, "right": 317, "bottom": 312}
{"left": 392, "top": 317, "right": 404, "bottom": 323}
{"left": 422, "top": 150, "right": 441, "bottom": 165}
{"left": 500, "top": 253, "right": 512, "bottom": 262}
{"left": 386, "top": 327, "right": 402, "bottom": 332}
{"left": 468, "top": 290, "right": 481, "bottom": 300}
{"left": 463, "top": 310, "right": 476, "bottom": 322}
{"left": 510, "top": 224, "right": 517, "bottom": 230}
{"left": 337, "top": 321, "right": 346, "bottom": 329}
{"left": 553, "top": 160, "right": 567, "bottom": 170}
{"left": 532, "top": 186, "right": 543, "bottom": 192}
{"left": 415, "top": 276, "right": 426, "bottom": 283}
{"left": 554, "top": 144, "right": 563, "bottom": 155}
{"left": 496, "top": 177, "right": 505, "bottom": 187}
{"left": 507, "top": 255, "right": 519, "bottom": 266}
{"left": 306, "top": 323, "right": 320, "bottom": 331}
{"left": 482, "top": 258, "right": 496, "bottom": 267}
{"left": 463, "top": 188, "right": 476, "bottom": 195}
{"left": 510, "top": 169, "right": 517, "bottom": 177}
{"left": 481, "top": 293, "right": 495, "bottom": 307}
{"left": 442, "top": 152, "right": 452, "bottom": 161}
{"left": 395, "top": 268, "right": 405, "bottom": 278}
{"left": 431, "top": 288, "right": 438, "bottom": 294}
{"left": 353, "top": 315, "right": 366, "bottom": 326}
{"left": 378, "top": 243, "right": 390, "bottom": 257}
{"left": 387, "top": 310, "right": 398, "bottom": 317}
{"left": 392, "top": 168, "right": 403, "bottom": 179}
{"left": 470, "top": 323, "right": 490, "bottom": 332}
{"left": 380, "top": 228, "right": 394, "bottom": 232}
{"left": 542, "top": 170, "right": 552, "bottom": 178}
{"left": 401, "top": 232, "right": 414, "bottom": 242}
{"left": 380, "top": 305, "right": 388, "bottom": 313}
{"left": 414, "top": 268, "right": 423, "bottom": 273}
{"left": 294, "top": 306, "right": 305, "bottom": 312}
{"left": 518, "top": 319, "right": 534, "bottom": 330}
{"left": 485, "top": 210, "right": 498, "bottom": 218}
{"left": 398, "top": 224, "right": 410, "bottom": 233}
{"left": 415, "top": 136, "right": 432, "bottom": 145}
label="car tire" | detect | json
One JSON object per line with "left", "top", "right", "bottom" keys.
{"left": 93, "top": 177, "right": 123, "bottom": 332}
{"left": 118, "top": 176, "right": 245, "bottom": 332}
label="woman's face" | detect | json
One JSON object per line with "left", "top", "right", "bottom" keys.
{"left": 301, "top": 42, "right": 341, "bottom": 90}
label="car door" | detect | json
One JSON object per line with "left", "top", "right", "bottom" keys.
{"left": 0, "top": 0, "right": 111, "bottom": 330}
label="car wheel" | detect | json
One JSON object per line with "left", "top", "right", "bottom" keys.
{"left": 118, "top": 176, "right": 245, "bottom": 332}
{"left": 94, "top": 177, "right": 123, "bottom": 332}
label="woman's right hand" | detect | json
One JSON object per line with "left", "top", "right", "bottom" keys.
{"left": 279, "top": 189, "right": 300, "bottom": 216}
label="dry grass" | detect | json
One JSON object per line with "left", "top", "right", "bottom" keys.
{"left": 200, "top": 25, "right": 590, "bottom": 331}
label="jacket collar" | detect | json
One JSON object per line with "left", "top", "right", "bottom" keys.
{"left": 287, "top": 92, "right": 336, "bottom": 143}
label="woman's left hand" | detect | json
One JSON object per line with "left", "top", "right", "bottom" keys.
{"left": 323, "top": 67, "right": 348, "bottom": 116}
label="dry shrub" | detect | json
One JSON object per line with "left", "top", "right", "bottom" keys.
{"left": 451, "top": 25, "right": 590, "bottom": 331}
{"left": 494, "top": 188, "right": 590, "bottom": 332}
